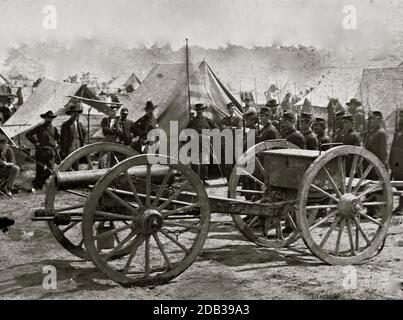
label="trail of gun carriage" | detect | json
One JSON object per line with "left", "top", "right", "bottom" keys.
{"left": 0, "top": 48, "right": 403, "bottom": 300}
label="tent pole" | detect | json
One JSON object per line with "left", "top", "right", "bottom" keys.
{"left": 185, "top": 38, "right": 192, "bottom": 122}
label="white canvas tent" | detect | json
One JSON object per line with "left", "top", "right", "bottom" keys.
{"left": 110, "top": 73, "right": 141, "bottom": 93}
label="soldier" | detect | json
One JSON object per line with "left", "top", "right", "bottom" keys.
{"left": 313, "top": 117, "right": 331, "bottom": 146}
{"left": 300, "top": 112, "right": 318, "bottom": 150}
{"left": 389, "top": 108, "right": 403, "bottom": 215}
{"left": 244, "top": 96, "right": 257, "bottom": 115}
{"left": 222, "top": 102, "right": 242, "bottom": 129}
{"left": 116, "top": 107, "right": 134, "bottom": 146}
{"left": 364, "top": 111, "right": 388, "bottom": 165}
{"left": 281, "top": 111, "right": 306, "bottom": 149}
{"left": 342, "top": 114, "right": 361, "bottom": 146}
{"left": 346, "top": 98, "right": 365, "bottom": 135}
{"left": 259, "top": 106, "right": 279, "bottom": 142}
{"left": 25, "top": 110, "right": 60, "bottom": 190}
{"left": 0, "top": 134, "right": 20, "bottom": 197}
{"left": 187, "top": 103, "right": 218, "bottom": 185}
{"left": 333, "top": 110, "right": 346, "bottom": 143}
{"left": 265, "top": 99, "right": 282, "bottom": 132}
{"left": 131, "top": 101, "right": 158, "bottom": 153}
{"left": 101, "top": 104, "right": 120, "bottom": 143}
{"left": 0, "top": 96, "right": 16, "bottom": 124}
{"left": 60, "top": 101, "right": 86, "bottom": 170}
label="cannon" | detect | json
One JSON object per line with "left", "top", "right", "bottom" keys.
{"left": 32, "top": 140, "right": 397, "bottom": 286}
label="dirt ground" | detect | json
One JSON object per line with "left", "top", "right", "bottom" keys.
{"left": 0, "top": 172, "right": 403, "bottom": 300}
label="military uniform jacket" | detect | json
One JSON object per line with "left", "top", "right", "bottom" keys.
{"left": 187, "top": 115, "right": 217, "bottom": 133}
{"left": 317, "top": 133, "right": 331, "bottom": 145}
{"left": 284, "top": 128, "right": 306, "bottom": 149}
{"left": 303, "top": 130, "right": 318, "bottom": 150}
{"left": 389, "top": 129, "right": 403, "bottom": 180}
{"left": 343, "top": 129, "right": 361, "bottom": 146}
{"left": 101, "top": 117, "right": 119, "bottom": 137}
{"left": 26, "top": 123, "right": 60, "bottom": 152}
{"left": 222, "top": 115, "right": 242, "bottom": 129}
{"left": 364, "top": 126, "right": 387, "bottom": 164}
{"left": 60, "top": 119, "right": 86, "bottom": 157}
{"left": 132, "top": 114, "right": 158, "bottom": 140}
{"left": 116, "top": 118, "right": 135, "bottom": 145}
{"left": 259, "top": 122, "right": 279, "bottom": 142}
{"left": 333, "top": 128, "right": 344, "bottom": 143}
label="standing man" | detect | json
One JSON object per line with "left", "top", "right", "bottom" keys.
{"left": 346, "top": 98, "right": 365, "bottom": 136}
{"left": 333, "top": 110, "right": 346, "bottom": 143}
{"left": 131, "top": 101, "right": 158, "bottom": 153}
{"left": 266, "top": 99, "right": 282, "bottom": 132}
{"left": 342, "top": 114, "right": 361, "bottom": 146}
{"left": 187, "top": 103, "right": 218, "bottom": 186}
{"left": 60, "top": 101, "right": 86, "bottom": 170}
{"left": 389, "top": 108, "right": 403, "bottom": 215}
{"left": 281, "top": 111, "right": 306, "bottom": 149}
{"left": 259, "top": 106, "right": 279, "bottom": 142}
{"left": 101, "top": 104, "right": 120, "bottom": 143}
{"left": 313, "top": 117, "right": 331, "bottom": 146}
{"left": 364, "top": 111, "right": 388, "bottom": 165}
{"left": 222, "top": 102, "right": 242, "bottom": 129}
{"left": 0, "top": 134, "right": 20, "bottom": 197}
{"left": 25, "top": 110, "right": 60, "bottom": 190}
{"left": 116, "top": 107, "right": 134, "bottom": 146}
{"left": 300, "top": 112, "right": 318, "bottom": 150}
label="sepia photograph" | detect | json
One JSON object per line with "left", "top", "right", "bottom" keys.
{"left": 0, "top": 0, "right": 402, "bottom": 303}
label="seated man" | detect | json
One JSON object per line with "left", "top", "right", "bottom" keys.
{"left": 0, "top": 134, "right": 20, "bottom": 197}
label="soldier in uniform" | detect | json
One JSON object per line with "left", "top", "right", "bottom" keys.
{"left": 281, "top": 111, "right": 306, "bottom": 149}
{"left": 187, "top": 103, "right": 218, "bottom": 185}
{"left": 60, "top": 101, "right": 86, "bottom": 170}
{"left": 364, "top": 111, "right": 388, "bottom": 165}
{"left": 300, "top": 112, "right": 318, "bottom": 150}
{"left": 265, "top": 99, "right": 282, "bottom": 132}
{"left": 0, "top": 134, "right": 20, "bottom": 196}
{"left": 26, "top": 110, "right": 60, "bottom": 190}
{"left": 342, "top": 114, "right": 361, "bottom": 146}
{"left": 101, "top": 104, "right": 120, "bottom": 143}
{"left": 313, "top": 117, "right": 331, "bottom": 146}
{"left": 389, "top": 108, "right": 403, "bottom": 215}
{"left": 333, "top": 110, "right": 346, "bottom": 143}
{"left": 259, "top": 106, "right": 279, "bottom": 142}
{"left": 346, "top": 98, "right": 365, "bottom": 136}
{"left": 131, "top": 101, "right": 158, "bottom": 153}
{"left": 116, "top": 107, "right": 134, "bottom": 146}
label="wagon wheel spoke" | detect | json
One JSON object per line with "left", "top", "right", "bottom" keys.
{"left": 246, "top": 216, "right": 260, "bottom": 228}
{"left": 56, "top": 204, "right": 85, "bottom": 213}
{"left": 337, "top": 156, "right": 346, "bottom": 194}
{"left": 104, "top": 188, "right": 139, "bottom": 216}
{"left": 160, "top": 229, "right": 190, "bottom": 254}
{"left": 352, "top": 216, "right": 371, "bottom": 246}
{"left": 322, "top": 167, "right": 342, "bottom": 198}
{"left": 163, "top": 221, "right": 201, "bottom": 231}
{"left": 65, "top": 189, "right": 88, "bottom": 198}
{"left": 61, "top": 221, "right": 80, "bottom": 234}
{"left": 309, "top": 210, "right": 337, "bottom": 231}
{"left": 346, "top": 219, "right": 356, "bottom": 256}
{"left": 158, "top": 181, "right": 190, "bottom": 211}
{"left": 162, "top": 203, "right": 201, "bottom": 218}
{"left": 122, "top": 234, "right": 145, "bottom": 274}
{"left": 146, "top": 164, "right": 151, "bottom": 206}
{"left": 362, "top": 201, "right": 387, "bottom": 207}
{"left": 357, "top": 181, "right": 383, "bottom": 199}
{"left": 153, "top": 168, "right": 174, "bottom": 207}
{"left": 352, "top": 164, "right": 374, "bottom": 194}
{"left": 123, "top": 171, "right": 143, "bottom": 208}
{"left": 319, "top": 216, "right": 341, "bottom": 248}
{"left": 240, "top": 169, "right": 265, "bottom": 187}
{"left": 335, "top": 218, "right": 346, "bottom": 256}
{"left": 347, "top": 154, "right": 359, "bottom": 193}
{"left": 255, "top": 157, "right": 266, "bottom": 176}
{"left": 95, "top": 210, "right": 137, "bottom": 221}
{"left": 144, "top": 236, "right": 151, "bottom": 278}
{"left": 103, "top": 230, "right": 139, "bottom": 260}
{"left": 111, "top": 152, "right": 120, "bottom": 164}
{"left": 152, "top": 232, "right": 173, "bottom": 270}
{"left": 95, "top": 223, "right": 135, "bottom": 240}
{"left": 358, "top": 212, "right": 382, "bottom": 226}
{"left": 310, "top": 184, "right": 339, "bottom": 203}
{"left": 77, "top": 238, "right": 84, "bottom": 248}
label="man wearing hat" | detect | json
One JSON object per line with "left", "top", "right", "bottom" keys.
{"left": 60, "top": 101, "right": 86, "bottom": 170}
{"left": 346, "top": 98, "right": 365, "bottom": 135}
{"left": 281, "top": 111, "right": 306, "bottom": 149}
{"left": 342, "top": 113, "right": 361, "bottom": 146}
{"left": 187, "top": 103, "right": 218, "bottom": 185}
{"left": 26, "top": 110, "right": 60, "bottom": 190}
{"left": 389, "top": 108, "right": 403, "bottom": 215}
{"left": 101, "top": 104, "right": 120, "bottom": 143}
{"left": 333, "top": 109, "right": 346, "bottom": 143}
{"left": 0, "top": 134, "right": 20, "bottom": 196}
{"left": 266, "top": 99, "right": 282, "bottom": 132}
{"left": 116, "top": 107, "right": 134, "bottom": 146}
{"left": 300, "top": 112, "right": 318, "bottom": 150}
{"left": 131, "top": 100, "right": 158, "bottom": 153}
{"left": 313, "top": 117, "right": 331, "bottom": 146}
{"left": 222, "top": 102, "right": 242, "bottom": 129}
{"left": 259, "top": 107, "right": 279, "bottom": 142}
{"left": 364, "top": 111, "right": 387, "bottom": 166}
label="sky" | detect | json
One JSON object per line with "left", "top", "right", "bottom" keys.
{"left": 0, "top": 0, "right": 400, "bottom": 60}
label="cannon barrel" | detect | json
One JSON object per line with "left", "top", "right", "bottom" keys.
{"left": 55, "top": 165, "right": 172, "bottom": 189}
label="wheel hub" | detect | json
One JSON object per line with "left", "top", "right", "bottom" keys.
{"left": 138, "top": 209, "right": 163, "bottom": 235}
{"left": 337, "top": 193, "right": 362, "bottom": 218}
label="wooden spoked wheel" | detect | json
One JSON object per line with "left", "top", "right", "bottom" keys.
{"left": 297, "top": 146, "right": 393, "bottom": 265}
{"left": 46, "top": 143, "right": 138, "bottom": 259}
{"left": 228, "top": 140, "right": 301, "bottom": 247}
{"left": 82, "top": 154, "right": 211, "bottom": 286}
